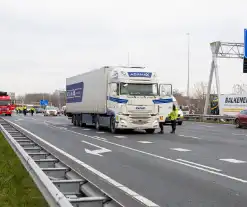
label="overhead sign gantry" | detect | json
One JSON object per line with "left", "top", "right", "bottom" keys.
{"left": 203, "top": 32, "right": 245, "bottom": 115}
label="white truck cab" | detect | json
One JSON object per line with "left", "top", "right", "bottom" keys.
{"left": 108, "top": 67, "right": 160, "bottom": 133}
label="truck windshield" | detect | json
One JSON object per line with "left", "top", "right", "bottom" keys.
{"left": 119, "top": 83, "right": 158, "bottom": 96}
{"left": 0, "top": 100, "right": 10, "bottom": 106}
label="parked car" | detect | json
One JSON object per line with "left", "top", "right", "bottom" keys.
{"left": 235, "top": 109, "right": 247, "bottom": 128}
{"left": 44, "top": 106, "right": 58, "bottom": 116}
{"left": 35, "top": 108, "right": 44, "bottom": 114}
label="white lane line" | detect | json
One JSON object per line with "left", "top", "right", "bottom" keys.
{"left": 114, "top": 136, "right": 127, "bottom": 139}
{"left": 96, "top": 131, "right": 105, "bottom": 134}
{"left": 219, "top": 159, "right": 246, "bottom": 164}
{"left": 177, "top": 159, "right": 222, "bottom": 172}
{"left": 71, "top": 127, "right": 77, "bottom": 128}
{"left": 14, "top": 119, "right": 23, "bottom": 122}
{"left": 232, "top": 133, "right": 247, "bottom": 136}
{"left": 138, "top": 141, "right": 153, "bottom": 144}
{"left": 170, "top": 148, "right": 191, "bottom": 152}
{"left": 198, "top": 125, "right": 214, "bottom": 128}
{"left": 178, "top": 134, "right": 201, "bottom": 139}
{"left": 7, "top": 120, "right": 159, "bottom": 207}
{"left": 82, "top": 128, "right": 91, "bottom": 131}
{"left": 93, "top": 136, "right": 107, "bottom": 141}
{"left": 135, "top": 195, "right": 159, "bottom": 207}
{"left": 25, "top": 120, "right": 247, "bottom": 183}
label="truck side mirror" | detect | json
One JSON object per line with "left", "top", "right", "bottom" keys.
{"left": 160, "top": 84, "right": 172, "bottom": 96}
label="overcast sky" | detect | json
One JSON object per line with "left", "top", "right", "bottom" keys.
{"left": 0, "top": 0, "right": 246, "bottom": 95}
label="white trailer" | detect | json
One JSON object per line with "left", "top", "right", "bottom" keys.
{"left": 66, "top": 66, "right": 172, "bottom": 133}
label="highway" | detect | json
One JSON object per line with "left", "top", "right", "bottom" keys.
{"left": 6, "top": 114, "right": 247, "bottom": 207}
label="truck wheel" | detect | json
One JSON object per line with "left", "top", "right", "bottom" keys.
{"left": 73, "top": 115, "right": 76, "bottom": 126}
{"left": 110, "top": 117, "right": 117, "bottom": 134}
{"left": 79, "top": 119, "right": 83, "bottom": 127}
{"left": 76, "top": 119, "right": 79, "bottom": 126}
{"left": 95, "top": 118, "right": 100, "bottom": 131}
{"left": 145, "top": 129, "right": 155, "bottom": 134}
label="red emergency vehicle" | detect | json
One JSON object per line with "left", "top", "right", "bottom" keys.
{"left": 0, "top": 91, "right": 13, "bottom": 116}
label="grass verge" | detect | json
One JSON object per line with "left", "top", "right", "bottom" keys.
{"left": 0, "top": 132, "right": 48, "bottom": 207}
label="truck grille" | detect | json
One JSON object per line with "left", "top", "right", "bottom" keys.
{"left": 129, "top": 110, "right": 152, "bottom": 114}
{"left": 131, "top": 120, "right": 149, "bottom": 125}
{"left": 129, "top": 114, "right": 150, "bottom": 118}
{"left": 130, "top": 116, "right": 150, "bottom": 119}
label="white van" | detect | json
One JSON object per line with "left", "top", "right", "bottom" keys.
{"left": 158, "top": 96, "right": 184, "bottom": 125}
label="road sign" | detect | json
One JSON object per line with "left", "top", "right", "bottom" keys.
{"left": 245, "top": 29, "right": 247, "bottom": 58}
{"left": 40, "top": 100, "right": 48, "bottom": 106}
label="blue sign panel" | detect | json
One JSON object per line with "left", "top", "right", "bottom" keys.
{"left": 40, "top": 100, "right": 48, "bottom": 106}
{"left": 127, "top": 72, "right": 152, "bottom": 78}
{"left": 245, "top": 29, "right": 247, "bottom": 58}
{"left": 66, "top": 82, "right": 84, "bottom": 103}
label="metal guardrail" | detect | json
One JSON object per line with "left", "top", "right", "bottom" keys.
{"left": 0, "top": 118, "right": 157, "bottom": 207}
{"left": 0, "top": 118, "right": 123, "bottom": 207}
{"left": 0, "top": 119, "right": 73, "bottom": 207}
{"left": 183, "top": 114, "right": 236, "bottom": 123}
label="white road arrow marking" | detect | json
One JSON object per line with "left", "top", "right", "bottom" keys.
{"left": 82, "top": 140, "right": 111, "bottom": 156}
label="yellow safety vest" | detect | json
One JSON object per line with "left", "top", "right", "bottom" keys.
{"left": 168, "top": 109, "right": 179, "bottom": 120}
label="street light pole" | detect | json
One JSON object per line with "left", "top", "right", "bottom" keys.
{"left": 186, "top": 33, "right": 191, "bottom": 113}
{"left": 186, "top": 33, "right": 190, "bottom": 98}
{"left": 127, "top": 52, "right": 130, "bottom": 66}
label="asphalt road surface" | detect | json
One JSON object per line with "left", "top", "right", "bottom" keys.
{"left": 4, "top": 114, "right": 247, "bottom": 207}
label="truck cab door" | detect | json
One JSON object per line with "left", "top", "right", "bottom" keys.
{"left": 158, "top": 84, "right": 173, "bottom": 122}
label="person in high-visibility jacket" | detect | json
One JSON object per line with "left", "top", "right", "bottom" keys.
{"left": 23, "top": 106, "right": 27, "bottom": 116}
{"left": 168, "top": 104, "right": 179, "bottom": 134}
{"left": 30, "top": 107, "right": 35, "bottom": 116}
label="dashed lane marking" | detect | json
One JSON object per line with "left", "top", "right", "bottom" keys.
{"left": 96, "top": 131, "right": 105, "bottom": 134}
{"left": 170, "top": 148, "right": 191, "bottom": 152}
{"left": 82, "top": 128, "right": 91, "bottom": 131}
{"left": 138, "top": 141, "right": 153, "bottom": 144}
{"left": 114, "top": 136, "right": 127, "bottom": 139}
{"left": 178, "top": 134, "right": 201, "bottom": 139}
{"left": 177, "top": 159, "right": 222, "bottom": 172}
{"left": 20, "top": 120, "right": 247, "bottom": 184}
{"left": 198, "top": 125, "right": 214, "bottom": 128}
{"left": 232, "top": 133, "right": 247, "bottom": 136}
{"left": 219, "top": 159, "right": 246, "bottom": 164}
